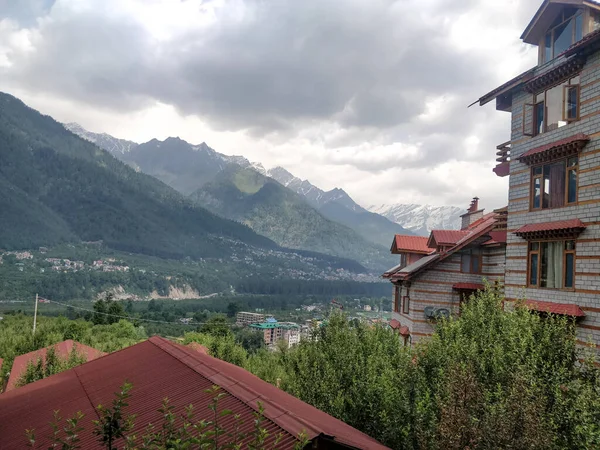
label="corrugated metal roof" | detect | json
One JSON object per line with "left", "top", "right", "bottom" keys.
{"left": 5, "top": 340, "right": 105, "bottom": 392}
{"left": 518, "top": 133, "right": 589, "bottom": 163}
{"left": 391, "top": 235, "right": 433, "bottom": 254}
{"left": 523, "top": 300, "right": 585, "bottom": 317}
{"left": 428, "top": 230, "right": 469, "bottom": 246}
{"left": 0, "top": 337, "right": 388, "bottom": 450}
{"left": 514, "top": 219, "right": 586, "bottom": 235}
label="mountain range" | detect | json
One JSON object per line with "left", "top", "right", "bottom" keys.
{"left": 63, "top": 123, "right": 464, "bottom": 239}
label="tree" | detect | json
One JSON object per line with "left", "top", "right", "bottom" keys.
{"left": 17, "top": 346, "right": 88, "bottom": 388}
{"left": 226, "top": 302, "right": 240, "bottom": 318}
{"left": 125, "top": 300, "right": 134, "bottom": 314}
{"left": 92, "top": 300, "right": 107, "bottom": 325}
{"left": 200, "top": 315, "right": 231, "bottom": 338}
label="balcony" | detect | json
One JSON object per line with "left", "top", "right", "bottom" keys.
{"left": 493, "top": 141, "right": 511, "bottom": 177}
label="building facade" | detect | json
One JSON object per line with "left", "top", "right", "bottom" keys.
{"left": 383, "top": 199, "right": 507, "bottom": 344}
{"left": 235, "top": 311, "right": 265, "bottom": 327}
{"left": 477, "top": 0, "right": 600, "bottom": 348}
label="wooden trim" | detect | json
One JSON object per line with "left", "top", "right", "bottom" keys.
{"left": 576, "top": 238, "right": 600, "bottom": 243}
{"left": 510, "top": 181, "right": 530, "bottom": 189}
{"left": 411, "top": 331, "right": 433, "bottom": 337}
{"left": 506, "top": 269, "right": 527, "bottom": 274}
{"left": 506, "top": 256, "right": 527, "bottom": 260}
{"left": 575, "top": 288, "right": 600, "bottom": 295}
{"left": 580, "top": 109, "right": 600, "bottom": 120}
{"left": 511, "top": 168, "right": 530, "bottom": 176}
{"left": 581, "top": 306, "right": 600, "bottom": 313}
{"left": 411, "top": 299, "right": 455, "bottom": 307}
{"left": 507, "top": 242, "right": 528, "bottom": 246}
{"left": 579, "top": 92, "right": 600, "bottom": 106}
{"left": 412, "top": 289, "right": 449, "bottom": 296}
{"left": 576, "top": 272, "right": 600, "bottom": 277}
{"left": 412, "top": 319, "right": 432, "bottom": 324}
{"left": 523, "top": 102, "right": 534, "bottom": 136}
{"left": 578, "top": 166, "right": 599, "bottom": 174}
{"left": 579, "top": 323, "right": 600, "bottom": 331}
{"left": 579, "top": 182, "right": 600, "bottom": 190}
{"left": 509, "top": 196, "right": 530, "bottom": 203}
{"left": 576, "top": 198, "right": 600, "bottom": 205}
{"left": 588, "top": 130, "right": 600, "bottom": 138}
{"left": 562, "top": 84, "right": 580, "bottom": 121}
{"left": 581, "top": 75, "right": 600, "bottom": 90}
{"left": 581, "top": 147, "right": 600, "bottom": 157}
{"left": 577, "top": 255, "right": 600, "bottom": 259}
{"left": 429, "top": 268, "right": 462, "bottom": 274}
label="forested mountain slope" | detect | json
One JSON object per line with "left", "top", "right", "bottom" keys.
{"left": 191, "top": 166, "right": 395, "bottom": 271}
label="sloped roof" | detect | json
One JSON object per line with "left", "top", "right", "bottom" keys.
{"left": 518, "top": 133, "right": 589, "bottom": 165}
{"left": 514, "top": 219, "right": 586, "bottom": 239}
{"left": 387, "top": 213, "right": 499, "bottom": 281}
{"left": 427, "top": 230, "right": 469, "bottom": 248}
{"left": 523, "top": 299, "right": 585, "bottom": 317}
{"left": 5, "top": 340, "right": 105, "bottom": 392}
{"left": 453, "top": 283, "right": 485, "bottom": 291}
{"left": 0, "top": 337, "right": 388, "bottom": 450}
{"left": 391, "top": 235, "right": 433, "bottom": 254}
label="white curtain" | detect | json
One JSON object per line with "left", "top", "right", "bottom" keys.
{"left": 545, "top": 242, "right": 563, "bottom": 288}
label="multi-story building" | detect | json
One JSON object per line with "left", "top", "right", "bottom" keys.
{"left": 249, "top": 321, "right": 301, "bottom": 348}
{"left": 383, "top": 198, "right": 507, "bottom": 344}
{"left": 235, "top": 311, "right": 265, "bottom": 327}
{"left": 476, "top": 0, "right": 600, "bottom": 348}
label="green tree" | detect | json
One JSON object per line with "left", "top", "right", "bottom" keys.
{"left": 17, "top": 346, "right": 88, "bottom": 388}
{"left": 201, "top": 315, "right": 231, "bottom": 338}
{"left": 226, "top": 302, "right": 240, "bottom": 318}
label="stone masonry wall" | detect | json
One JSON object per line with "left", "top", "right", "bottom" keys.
{"left": 506, "top": 49, "right": 600, "bottom": 348}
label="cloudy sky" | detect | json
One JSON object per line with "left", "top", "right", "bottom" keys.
{"left": 0, "top": 0, "right": 541, "bottom": 210}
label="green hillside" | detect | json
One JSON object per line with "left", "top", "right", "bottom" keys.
{"left": 0, "top": 92, "right": 276, "bottom": 258}
{"left": 191, "top": 166, "right": 395, "bottom": 271}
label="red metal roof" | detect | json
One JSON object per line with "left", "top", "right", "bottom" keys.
{"left": 483, "top": 231, "right": 507, "bottom": 246}
{"left": 186, "top": 342, "right": 209, "bottom": 354}
{"left": 452, "top": 283, "right": 485, "bottom": 291}
{"left": 398, "top": 326, "right": 410, "bottom": 337}
{"left": 428, "top": 230, "right": 469, "bottom": 247}
{"left": 523, "top": 300, "right": 585, "bottom": 317}
{"left": 514, "top": 219, "right": 586, "bottom": 236}
{"left": 493, "top": 161, "right": 510, "bottom": 177}
{"left": 0, "top": 337, "right": 388, "bottom": 450}
{"left": 518, "top": 133, "right": 589, "bottom": 164}
{"left": 391, "top": 235, "right": 433, "bottom": 254}
{"left": 389, "top": 319, "right": 401, "bottom": 330}
{"left": 5, "top": 340, "right": 105, "bottom": 392}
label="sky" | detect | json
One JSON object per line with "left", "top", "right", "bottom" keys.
{"left": 0, "top": 0, "right": 542, "bottom": 210}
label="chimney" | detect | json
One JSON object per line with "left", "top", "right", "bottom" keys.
{"left": 460, "top": 197, "right": 484, "bottom": 230}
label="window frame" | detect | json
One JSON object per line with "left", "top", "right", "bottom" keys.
{"left": 540, "top": 9, "right": 584, "bottom": 64}
{"left": 460, "top": 249, "right": 482, "bottom": 274}
{"left": 399, "top": 253, "right": 407, "bottom": 269}
{"left": 402, "top": 295, "right": 410, "bottom": 314}
{"left": 529, "top": 156, "right": 578, "bottom": 211}
{"left": 527, "top": 239, "right": 576, "bottom": 290}
{"left": 527, "top": 76, "right": 581, "bottom": 137}
{"left": 393, "top": 286, "right": 400, "bottom": 313}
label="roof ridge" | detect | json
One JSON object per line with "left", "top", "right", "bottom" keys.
{"left": 148, "top": 337, "right": 323, "bottom": 439}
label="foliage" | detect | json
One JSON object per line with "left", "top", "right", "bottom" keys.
{"left": 183, "top": 331, "right": 248, "bottom": 367}
{"left": 0, "top": 314, "right": 146, "bottom": 385}
{"left": 242, "top": 288, "right": 600, "bottom": 449}
{"left": 27, "top": 383, "right": 310, "bottom": 449}
{"left": 92, "top": 294, "right": 125, "bottom": 325}
{"left": 191, "top": 165, "right": 395, "bottom": 271}
{"left": 17, "top": 345, "right": 88, "bottom": 388}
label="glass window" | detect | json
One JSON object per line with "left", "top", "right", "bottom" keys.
{"left": 565, "top": 86, "right": 579, "bottom": 120}
{"left": 546, "top": 84, "right": 566, "bottom": 131}
{"left": 533, "top": 177, "right": 542, "bottom": 208}
{"left": 567, "top": 157, "right": 578, "bottom": 204}
{"left": 544, "top": 33, "right": 552, "bottom": 62}
{"left": 575, "top": 14, "right": 583, "bottom": 42}
{"left": 553, "top": 20, "right": 573, "bottom": 56}
{"left": 534, "top": 102, "right": 545, "bottom": 135}
{"left": 530, "top": 253, "right": 538, "bottom": 286}
{"left": 461, "top": 253, "right": 471, "bottom": 273}
{"left": 528, "top": 240, "right": 575, "bottom": 289}
{"left": 532, "top": 160, "right": 570, "bottom": 210}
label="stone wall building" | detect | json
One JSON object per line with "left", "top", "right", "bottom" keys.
{"left": 476, "top": 0, "right": 600, "bottom": 349}
{"left": 384, "top": 198, "right": 507, "bottom": 344}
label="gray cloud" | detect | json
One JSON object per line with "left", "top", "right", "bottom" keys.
{"left": 0, "top": 0, "right": 535, "bottom": 206}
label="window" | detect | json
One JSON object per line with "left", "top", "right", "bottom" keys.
{"left": 524, "top": 76, "right": 580, "bottom": 136}
{"left": 528, "top": 240, "right": 576, "bottom": 289}
{"left": 402, "top": 296, "right": 410, "bottom": 314}
{"left": 541, "top": 9, "right": 583, "bottom": 64}
{"left": 530, "top": 157, "right": 578, "bottom": 210}
{"left": 393, "top": 286, "right": 400, "bottom": 312}
{"left": 460, "top": 248, "right": 482, "bottom": 274}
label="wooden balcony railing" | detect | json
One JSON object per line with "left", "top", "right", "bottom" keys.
{"left": 493, "top": 141, "right": 511, "bottom": 177}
